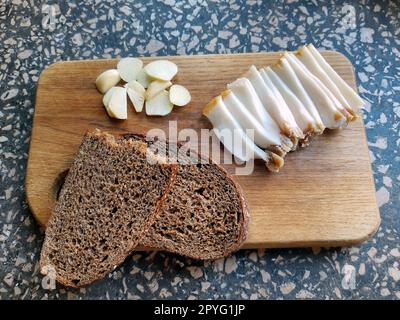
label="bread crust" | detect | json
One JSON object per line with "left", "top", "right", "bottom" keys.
{"left": 40, "top": 129, "right": 177, "bottom": 288}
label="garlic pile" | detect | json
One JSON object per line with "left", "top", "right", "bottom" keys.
{"left": 203, "top": 44, "right": 364, "bottom": 172}
{"left": 95, "top": 58, "right": 191, "bottom": 119}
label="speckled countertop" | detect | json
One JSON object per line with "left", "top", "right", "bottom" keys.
{"left": 0, "top": 0, "right": 399, "bottom": 300}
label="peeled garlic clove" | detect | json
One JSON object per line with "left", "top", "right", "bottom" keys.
{"left": 95, "top": 69, "right": 121, "bottom": 93}
{"left": 102, "top": 86, "right": 119, "bottom": 117}
{"left": 127, "top": 87, "right": 145, "bottom": 113}
{"left": 125, "top": 80, "right": 145, "bottom": 112}
{"left": 146, "top": 80, "right": 172, "bottom": 100}
{"left": 117, "top": 57, "right": 143, "bottom": 83}
{"left": 125, "top": 80, "right": 145, "bottom": 96}
{"left": 136, "top": 69, "right": 152, "bottom": 88}
{"left": 169, "top": 84, "right": 191, "bottom": 106}
{"left": 108, "top": 87, "right": 127, "bottom": 119}
{"left": 102, "top": 86, "right": 118, "bottom": 108}
{"left": 144, "top": 60, "right": 178, "bottom": 81}
{"left": 145, "top": 90, "right": 173, "bottom": 116}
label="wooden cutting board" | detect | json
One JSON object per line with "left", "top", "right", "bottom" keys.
{"left": 26, "top": 51, "right": 380, "bottom": 249}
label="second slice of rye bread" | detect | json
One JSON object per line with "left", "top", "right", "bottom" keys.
{"left": 40, "top": 129, "right": 177, "bottom": 287}
{"left": 124, "top": 133, "right": 249, "bottom": 260}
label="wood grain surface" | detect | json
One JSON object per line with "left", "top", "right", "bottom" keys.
{"left": 26, "top": 51, "right": 380, "bottom": 248}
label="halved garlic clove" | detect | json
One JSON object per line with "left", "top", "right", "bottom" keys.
{"left": 108, "top": 87, "right": 128, "bottom": 119}
{"left": 102, "top": 86, "right": 118, "bottom": 108}
{"left": 127, "top": 88, "right": 145, "bottom": 113}
{"left": 169, "top": 84, "right": 191, "bottom": 106}
{"left": 144, "top": 60, "right": 178, "bottom": 81}
{"left": 95, "top": 69, "right": 121, "bottom": 94}
{"left": 125, "top": 80, "right": 145, "bottom": 112}
{"left": 102, "top": 86, "right": 119, "bottom": 117}
{"left": 146, "top": 80, "right": 172, "bottom": 100}
{"left": 136, "top": 69, "right": 152, "bottom": 88}
{"left": 125, "top": 80, "right": 146, "bottom": 95}
{"left": 145, "top": 90, "right": 173, "bottom": 116}
{"left": 117, "top": 57, "right": 143, "bottom": 83}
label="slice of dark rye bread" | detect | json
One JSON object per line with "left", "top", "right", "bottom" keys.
{"left": 40, "top": 129, "right": 177, "bottom": 288}
{"left": 123, "top": 133, "right": 250, "bottom": 260}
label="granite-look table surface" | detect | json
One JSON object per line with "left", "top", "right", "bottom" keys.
{"left": 0, "top": 0, "right": 399, "bottom": 300}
